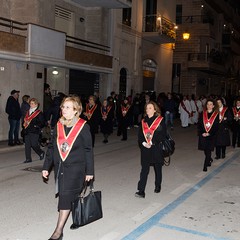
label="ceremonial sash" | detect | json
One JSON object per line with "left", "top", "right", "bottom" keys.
{"left": 101, "top": 106, "right": 112, "bottom": 120}
{"left": 203, "top": 111, "right": 218, "bottom": 133}
{"left": 121, "top": 104, "right": 130, "bottom": 117}
{"left": 180, "top": 101, "right": 190, "bottom": 115}
{"left": 219, "top": 107, "right": 227, "bottom": 123}
{"left": 57, "top": 118, "right": 86, "bottom": 161}
{"left": 23, "top": 110, "right": 41, "bottom": 128}
{"left": 232, "top": 107, "right": 240, "bottom": 118}
{"left": 86, "top": 104, "right": 97, "bottom": 120}
{"left": 195, "top": 101, "right": 199, "bottom": 112}
{"left": 142, "top": 116, "right": 163, "bottom": 144}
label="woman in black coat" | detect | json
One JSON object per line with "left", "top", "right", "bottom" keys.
{"left": 42, "top": 96, "right": 94, "bottom": 240}
{"left": 100, "top": 99, "right": 114, "bottom": 143}
{"left": 135, "top": 101, "right": 167, "bottom": 198}
{"left": 215, "top": 98, "right": 232, "bottom": 159}
{"left": 198, "top": 99, "right": 219, "bottom": 172}
{"left": 23, "top": 98, "right": 45, "bottom": 163}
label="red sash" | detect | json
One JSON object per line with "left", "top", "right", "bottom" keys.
{"left": 203, "top": 111, "right": 218, "bottom": 132}
{"left": 232, "top": 107, "right": 240, "bottom": 118}
{"left": 23, "top": 110, "right": 41, "bottom": 128}
{"left": 57, "top": 118, "right": 86, "bottom": 161}
{"left": 180, "top": 101, "right": 190, "bottom": 115}
{"left": 219, "top": 107, "right": 227, "bottom": 123}
{"left": 121, "top": 104, "right": 130, "bottom": 117}
{"left": 86, "top": 104, "right": 97, "bottom": 120}
{"left": 101, "top": 106, "right": 112, "bottom": 120}
{"left": 142, "top": 116, "right": 163, "bottom": 144}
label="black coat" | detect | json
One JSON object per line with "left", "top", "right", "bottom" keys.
{"left": 82, "top": 104, "right": 101, "bottom": 133}
{"left": 42, "top": 121, "right": 94, "bottom": 194}
{"left": 100, "top": 106, "right": 114, "bottom": 134}
{"left": 5, "top": 96, "right": 21, "bottom": 120}
{"left": 24, "top": 110, "right": 45, "bottom": 135}
{"left": 215, "top": 108, "right": 231, "bottom": 146}
{"left": 198, "top": 111, "right": 219, "bottom": 151}
{"left": 138, "top": 115, "right": 167, "bottom": 164}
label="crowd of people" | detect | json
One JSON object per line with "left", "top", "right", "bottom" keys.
{"left": 4, "top": 85, "right": 240, "bottom": 239}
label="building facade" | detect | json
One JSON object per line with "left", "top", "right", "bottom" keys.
{"left": 0, "top": 0, "right": 176, "bottom": 140}
{"left": 173, "top": 0, "right": 240, "bottom": 97}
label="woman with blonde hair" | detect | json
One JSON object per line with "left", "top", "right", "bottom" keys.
{"left": 42, "top": 96, "right": 94, "bottom": 240}
{"left": 135, "top": 101, "right": 167, "bottom": 198}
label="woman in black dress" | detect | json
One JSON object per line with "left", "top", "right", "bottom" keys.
{"left": 135, "top": 101, "right": 167, "bottom": 198}
{"left": 215, "top": 98, "right": 231, "bottom": 159}
{"left": 198, "top": 99, "right": 219, "bottom": 172}
{"left": 42, "top": 96, "right": 94, "bottom": 240}
{"left": 100, "top": 99, "right": 114, "bottom": 143}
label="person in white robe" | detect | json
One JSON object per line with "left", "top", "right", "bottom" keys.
{"left": 179, "top": 96, "right": 192, "bottom": 127}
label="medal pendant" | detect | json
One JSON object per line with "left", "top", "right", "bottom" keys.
{"left": 61, "top": 142, "right": 69, "bottom": 153}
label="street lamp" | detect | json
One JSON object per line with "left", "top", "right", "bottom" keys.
{"left": 183, "top": 32, "right": 190, "bottom": 40}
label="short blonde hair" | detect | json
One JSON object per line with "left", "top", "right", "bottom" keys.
{"left": 29, "top": 98, "right": 39, "bottom": 105}
{"left": 60, "top": 96, "right": 82, "bottom": 117}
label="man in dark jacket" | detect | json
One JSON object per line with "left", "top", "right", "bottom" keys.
{"left": 5, "top": 90, "right": 22, "bottom": 146}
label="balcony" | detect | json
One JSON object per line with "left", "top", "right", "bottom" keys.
{"left": 0, "top": 17, "right": 112, "bottom": 71}
{"left": 142, "top": 15, "right": 176, "bottom": 44}
{"left": 187, "top": 53, "right": 227, "bottom": 75}
{"left": 64, "top": 0, "right": 131, "bottom": 8}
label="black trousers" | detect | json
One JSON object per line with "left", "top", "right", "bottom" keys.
{"left": 25, "top": 133, "right": 43, "bottom": 161}
{"left": 215, "top": 146, "right": 226, "bottom": 158}
{"left": 137, "top": 160, "right": 162, "bottom": 192}
{"left": 232, "top": 124, "right": 240, "bottom": 147}
{"left": 203, "top": 149, "right": 212, "bottom": 168}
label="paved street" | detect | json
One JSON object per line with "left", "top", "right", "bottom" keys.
{"left": 0, "top": 121, "right": 239, "bottom": 240}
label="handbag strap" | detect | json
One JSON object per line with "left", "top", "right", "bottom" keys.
{"left": 80, "top": 180, "right": 94, "bottom": 197}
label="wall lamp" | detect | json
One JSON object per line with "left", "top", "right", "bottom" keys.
{"left": 183, "top": 32, "right": 190, "bottom": 40}
{"left": 52, "top": 69, "right": 59, "bottom": 75}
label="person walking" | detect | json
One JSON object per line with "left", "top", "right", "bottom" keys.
{"left": 198, "top": 99, "right": 219, "bottom": 172}
{"left": 178, "top": 95, "right": 192, "bottom": 128}
{"left": 231, "top": 98, "right": 240, "bottom": 148}
{"left": 164, "top": 92, "right": 175, "bottom": 130}
{"left": 23, "top": 98, "right": 45, "bottom": 163}
{"left": 100, "top": 99, "right": 114, "bottom": 143}
{"left": 5, "top": 90, "right": 22, "bottom": 146}
{"left": 135, "top": 101, "right": 167, "bottom": 198}
{"left": 215, "top": 98, "right": 231, "bottom": 159}
{"left": 117, "top": 97, "right": 132, "bottom": 141}
{"left": 83, "top": 95, "right": 101, "bottom": 147}
{"left": 42, "top": 96, "right": 94, "bottom": 240}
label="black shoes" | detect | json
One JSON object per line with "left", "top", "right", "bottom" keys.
{"left": 40, "top": 152, "right": 45, "bottom": 160}
{"left": 214, "top": 156, "right": 220, "bottom": 160}
{"left": 222, "top": 154, "right": 225, "bottom": 159}
{"left": 8, "top": 143, "right": 15, "bottom": 146}
{"left": 103, "top": 139, "right": 108, "bottom": 143}
{"left": 121, "top": 138, "right": 127, "bottom": 141}
{"left": 154, "top": 186, "right": 161, "bottom": 193}
{"left": 48, "top": 233, "right": 63, "bottom": 240}
{"left": 23, "top": 159, "right": 32, "bottom": 163}
{"left": 135, "top": 191, "right": 145, "bottom": 198}
{"left": 70, "top": 224, "right": 80, "bottom": 230}
{"left": 15, "top": 141, "right": 23, "bottom": 145}
{"left": 203, "top": 166, "right": 207, "bottom": 172}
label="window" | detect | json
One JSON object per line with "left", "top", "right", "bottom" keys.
{"left": 122, "top": 8, "right": 132, "bottom": 26}
{"left": 176, "top": 5, "right": 182, "bottom": 24}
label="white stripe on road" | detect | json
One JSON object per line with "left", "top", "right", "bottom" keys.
{"left": 170, "top": 183, "right": 191, "bottom": 195}
{"left": 132, "top": 202, "right": 162, "bottom": 221}
{"left": 99, "top": 232, "right": 120, "bottom": 240}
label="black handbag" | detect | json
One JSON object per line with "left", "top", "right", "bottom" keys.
{"left": 72, "top": 181, "right": 103, "bottom": 227}
{"left": 161, "top": 131, "right": 175, "bottom": 166}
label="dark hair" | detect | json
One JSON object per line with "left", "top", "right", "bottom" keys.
{"left": 144, "top": 101, "right": 161, "bottom": 117}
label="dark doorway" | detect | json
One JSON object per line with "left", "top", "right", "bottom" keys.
{"left": 119, "top": 68, "right": 127, "bottom": 99}
{"left": 69, "top": 69, "right": 99, "bottom": 98}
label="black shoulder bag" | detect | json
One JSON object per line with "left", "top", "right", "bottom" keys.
{"left": 161, "top": 131, "right": 175, "bottom": 166}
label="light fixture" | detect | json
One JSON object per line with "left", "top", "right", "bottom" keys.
{"left": 52, "top": 69, "right": 59, "bottom": 75}
{"left": 183, "top": 32, "right": 190, "bottom": 40}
